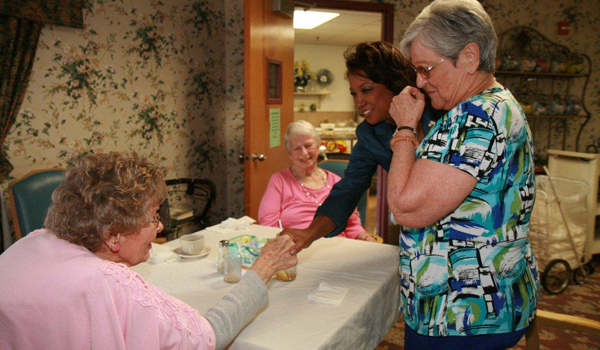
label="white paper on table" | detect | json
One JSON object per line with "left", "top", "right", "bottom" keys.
{"left": 148, "top": 242, "right": 179, "bottom": 264}
{"left": 307, "top": 282, "right": 349, "bottom": 306}
{"left": 205, "top": 216, "right": 256, "bottom": 234}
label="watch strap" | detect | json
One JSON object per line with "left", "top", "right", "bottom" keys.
{"left": 395, "top": 126, "right": 418, "bottom": 137}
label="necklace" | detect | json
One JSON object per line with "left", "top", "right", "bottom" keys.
{"left": 292, "top": 168, "right": 330, "bottom": 206}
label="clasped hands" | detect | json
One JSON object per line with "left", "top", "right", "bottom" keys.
{"left": 252, "top": 234, "right": 298, "bottom": 283}
{"left": 281, "top": 226, "right": 376, "bottom": 256}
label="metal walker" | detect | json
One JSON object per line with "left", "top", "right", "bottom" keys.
{"left": 529, "top": 167, "right": 594, "bottom": 294}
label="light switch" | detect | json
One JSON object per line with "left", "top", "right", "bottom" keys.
{"left": 557, "top": 21, "right": 570, "bottom": 35}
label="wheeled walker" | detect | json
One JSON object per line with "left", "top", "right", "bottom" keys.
{"left": 529, "top": 169, "right": 593, "bottom": 294}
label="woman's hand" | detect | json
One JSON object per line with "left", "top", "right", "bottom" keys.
{"left": 356, "top": 231, "right": 377, "bottom": 242}
{"left": 389, "top": 86, "right": 426, "bottom": 129}
{"left": 364, "top": 235, "right": 377, "bottom": 242}
{"left": 251, "top": 235, "right": 298, "bottom": 284}
{"left": 280, "top": 227, "right": 314, "bottom": 254}
{"left": 281, "top": 216, "right": 337, "bottom": 254}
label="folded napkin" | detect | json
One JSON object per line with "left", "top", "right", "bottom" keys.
{"left": 307, "top": 282, "right": 349, "bottom": 306}
{"left": 206, "top": 216, "right": 256, "bottom": 234}
{"left": 148, "top": 242, "right": 179, "bottom": 264}
{"left": 221, "top": 216, "right": 255, "bottom": 229}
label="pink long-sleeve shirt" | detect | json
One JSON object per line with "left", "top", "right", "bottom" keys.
{"left": 0, "top": 230, "right": 216, "bottom": 350}
{"left": 258, "top": 168, "right": 366, "bottom": 239}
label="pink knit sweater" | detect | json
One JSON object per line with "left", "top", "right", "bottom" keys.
{"left": 258, "top": 168, "right": 365, "bottom": 239}
{"left": 0, "top": 230, "right": 216, "bottom": 350}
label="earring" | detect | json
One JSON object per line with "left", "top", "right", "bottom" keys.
{"left": 110, "top": 242, "right": 121, "bottom": 253}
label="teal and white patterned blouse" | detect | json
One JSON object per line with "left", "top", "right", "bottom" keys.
{"left": 400, "top": 87, "right": 539, "bottom": 337}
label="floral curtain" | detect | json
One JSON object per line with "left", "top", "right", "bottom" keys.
{"left": 0, "top": 0, "right": 83, "bottom": 28}
{"left": 0, "top": 1, "right": 83, "bottom": 182}
{"left": 0, "top": 16, "right": 42, "bottom": 181}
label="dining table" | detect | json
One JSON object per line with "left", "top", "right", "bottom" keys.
{"left": 132, "top": 224, "right": 400, "bottom": 350}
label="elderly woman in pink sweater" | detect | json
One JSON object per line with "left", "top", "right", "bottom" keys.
{"left": 0, "top": 152, "right": 297, "bottom": 350}
{"left": 258, "top": 120, "right": 376, "bottom": 242}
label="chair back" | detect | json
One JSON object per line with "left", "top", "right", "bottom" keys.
{"left": 8, "top": 169, "right": 65, "bottom": 240}
{"left": 525, "top": 309, "right": 600, "bottom": 350}
{"left": 317, "top": 160, "right": 369, "bottom": 225}
{"left": 159, "top": 178, "right": 216, "bottom": 240}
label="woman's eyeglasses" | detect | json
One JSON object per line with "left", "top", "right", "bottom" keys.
{"left": 412, "top": 58, "right": 446, "bottom": 79}
{"left": 151, "top": 212, "right": 161, "bottom": 229}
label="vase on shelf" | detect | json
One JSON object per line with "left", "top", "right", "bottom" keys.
{"left": 306, "top": 79, "right": 318, "bottom": 93}
{"left": 294, "top": 75, "right": 309, "bottom": 93}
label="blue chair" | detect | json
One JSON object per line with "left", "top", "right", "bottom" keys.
{"left": 317, "top": 159, "right": 369, "bottom": 226}
{"left": 8, "top": 169, "right": 65, "bottom": 240}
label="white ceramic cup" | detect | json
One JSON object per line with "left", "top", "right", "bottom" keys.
{"left": 180, "top": 234, "right": 205, "bottom": 255}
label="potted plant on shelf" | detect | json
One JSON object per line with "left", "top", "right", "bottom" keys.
{"left": 294, "top": 59, "right": 314, "bottom": 93}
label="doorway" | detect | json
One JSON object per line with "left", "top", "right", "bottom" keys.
{"left": 293, "top": 0, "right": 394, "bottom": 240}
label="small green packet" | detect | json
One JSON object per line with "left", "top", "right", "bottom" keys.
{"left": 229, "top": 235, "right": 269, "bottom": 267}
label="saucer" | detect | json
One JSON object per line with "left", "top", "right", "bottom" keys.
{"left": 175, "top": 246, "right": 211, "bottom": 259}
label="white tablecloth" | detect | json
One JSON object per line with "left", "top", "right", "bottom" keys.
{"left": 132, "top": 224, "right": 400, "bottom": 350}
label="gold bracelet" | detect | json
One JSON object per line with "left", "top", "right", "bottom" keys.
{"left": 390, "top": 134, "right": 418, "bottom": 149}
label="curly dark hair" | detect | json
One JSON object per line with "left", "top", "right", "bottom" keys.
{"left": 45, "top": 152, "right": 167, "bottom": 252}
{"left": 344, "top": 41, "right": 416, "bottom": 95}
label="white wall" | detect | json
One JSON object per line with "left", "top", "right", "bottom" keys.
{"left": 294, "top": 44, "right": 355, "bottom": 112}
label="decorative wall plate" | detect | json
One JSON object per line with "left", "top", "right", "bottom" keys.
{"left": 316, "top": 69, "right": 334, "bottom": 87}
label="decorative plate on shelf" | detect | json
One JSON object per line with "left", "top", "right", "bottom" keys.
{"left": 316, "top": 69, "right": 334, "bottom": 87}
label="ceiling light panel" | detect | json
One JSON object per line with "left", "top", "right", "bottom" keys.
{"left": 293, "top": 10, "right": 340, "bottom": 29}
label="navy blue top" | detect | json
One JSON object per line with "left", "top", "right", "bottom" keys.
{"left": 315, "top": 105, "right": 445, "bottom": 236}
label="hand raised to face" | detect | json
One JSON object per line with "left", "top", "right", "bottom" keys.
{"left": 389, "top": 86, "right": 426, "bottom": 129}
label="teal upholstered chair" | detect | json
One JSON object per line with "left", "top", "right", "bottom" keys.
{"left": 8, "top": 169, "right": 65, "bottom": 240}
{"left": 317, "top": 159, "right": 369, "bottom": 226}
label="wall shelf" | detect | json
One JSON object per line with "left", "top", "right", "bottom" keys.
{"left": 294, "top": 92, "right": 330, "bottom": 96}
{"left": 294, "top": 91, "right": 330, "bottom": 109}
{"left": 496, "top": 26, "right": 592, "bottom": 162}
{"left": 495, "top": 71, "right": 588, "bottom": 78}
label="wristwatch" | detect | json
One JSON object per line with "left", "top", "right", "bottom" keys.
{"left": 392, "top": 126, "right": 417, "bottom": 137}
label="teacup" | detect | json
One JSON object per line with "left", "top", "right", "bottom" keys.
{"left": 180, "top": 234, "right": 205, "bottom": 255}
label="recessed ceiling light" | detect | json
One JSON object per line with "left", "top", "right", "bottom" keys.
{"left": 293, "top": 10, "right": 339, "bottom": 29}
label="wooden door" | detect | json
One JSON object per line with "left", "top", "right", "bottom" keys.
{"left": 244, "top": 0, "right": 294, "bottom": 219}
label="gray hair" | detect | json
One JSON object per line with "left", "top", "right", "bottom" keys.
{"left": 284, "top": 120, "right": 320, "bottom": 152}
{"left": 400, "top": 0, "right": 497, "bottom": 73}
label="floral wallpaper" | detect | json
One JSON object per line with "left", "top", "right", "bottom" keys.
{"left": 4, "top": 0, "right": 245, "bottom": 228}
{"left": 3, "top": 0, "right": 599, "bottom": 241}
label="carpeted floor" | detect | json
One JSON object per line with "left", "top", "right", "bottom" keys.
{"left": 376, "top": 256, "right": 600, "bottom": 350}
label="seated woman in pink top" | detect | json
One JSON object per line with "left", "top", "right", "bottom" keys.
{"left": 0, "top": 152, "right": 297, "bottom": 350}
{"left": 259, "top": 120, "right": 376, "bottom": 242}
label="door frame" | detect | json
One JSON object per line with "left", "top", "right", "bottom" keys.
{"left": 300, "top": 0, "right": 394, "bottom": 43}
{"left": 243, "top": 0, "right": 295, "bottom": 220}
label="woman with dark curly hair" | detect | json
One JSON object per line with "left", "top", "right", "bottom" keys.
{"left": 0, "top": 152, "right": 297, "bottom": 350}
{"left": 283, "top": 41, "right": 444, "bottom": 252}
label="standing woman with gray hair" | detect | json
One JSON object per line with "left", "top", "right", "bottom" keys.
{"left": 258, "top": 120, "right": 375, "bottom": 241}
{"left": 387, "top": 0, "right": 539, "bottom": 349}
